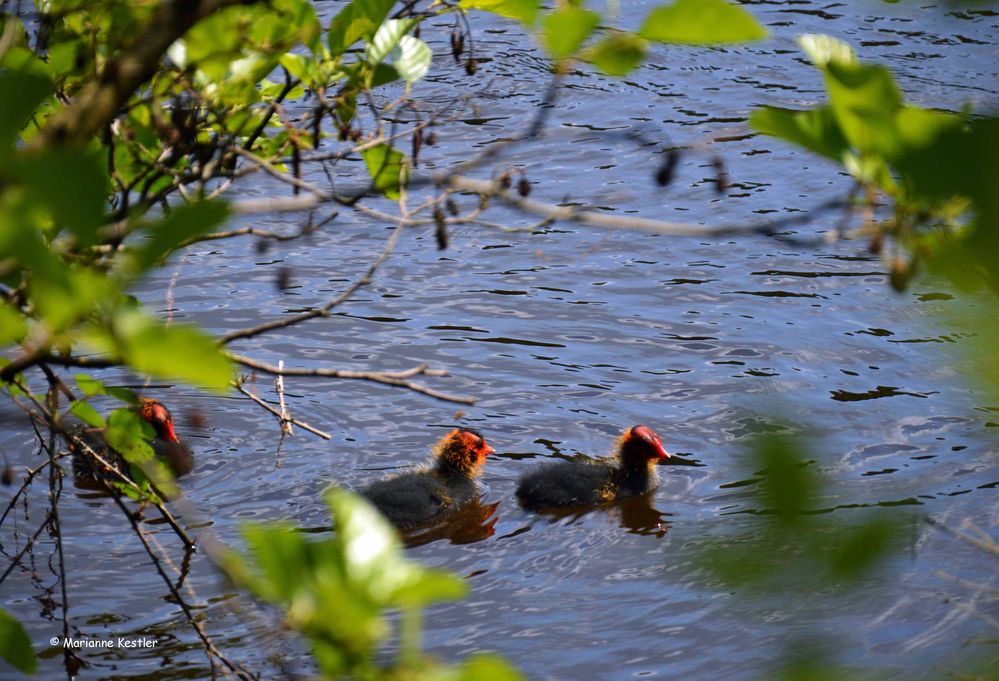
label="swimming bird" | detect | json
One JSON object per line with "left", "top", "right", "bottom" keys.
{"left": 71, "top": 398, "right": 193, "bottom": 482}
{"left": 516, "top": 425, "right": 669, "bottom": 510}
{"left": 361, "top": 428, "right": 494, "bottom": 528}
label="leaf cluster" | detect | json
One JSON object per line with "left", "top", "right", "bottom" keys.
{"left": 220, "top": 489, "right": 523, "bottom": 681}
{"left": 751, "top": 34, "right": 999, "bottom": 294}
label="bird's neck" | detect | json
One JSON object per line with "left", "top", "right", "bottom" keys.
{"left": 435, "top": 458, "right": 479, "bottom": 480}
{"left": 613, "top": 457, "right": 659, "bottom": 492}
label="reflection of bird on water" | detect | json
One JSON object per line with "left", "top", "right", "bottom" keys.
{"left": 400, "top": 499, "right": 501, "bottom": 547}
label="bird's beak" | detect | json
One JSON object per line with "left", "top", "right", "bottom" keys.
{"left": 484, "top": 444, "right": 495, "bottom": 456}
{"left": 162, "top": 420, "right": 181, "bottom": 444}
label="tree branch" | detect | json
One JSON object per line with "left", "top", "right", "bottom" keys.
{"left": 33, "top": 0, "right": 260, "bottom": 148}
{"left": 221, "top": 221, "right": 404, "bottom": 344}
{"left": 230, "top": 354, "right": 475, "bottom": 404}
{"left": 234, "top": 380, "right": 332, "bottom": 440}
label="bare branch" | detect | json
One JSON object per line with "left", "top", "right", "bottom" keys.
{"left": 0, "top": 512, "right": 53, "bottom": 586}
{"left": 221, "top": 221, "right": 404, "bottom": 344}
{"left": 0, "top": 458, "right": 52, "bottom": 529}
{"left": 926, "top": 515, "right": 999, "bottom": 557}
{"left": 234, "top": 380, "right": 332, "bottom": 440}
{"left": 230, "top": 354, "right": 475, "bottom": 404}
{"left": 446, "top": 174, "right": 783, "bottom": 238}
{"left": 109, "top": 493, "right": 255, "bottom": 680}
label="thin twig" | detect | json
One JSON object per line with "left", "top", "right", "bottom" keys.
{"left": 275, "top": 360, "right": 292, "bottom": 437}
{"left": 0, "top": 459, "right": 52, "bottom": 529}
{"left": 221, "top": 221, "right": 404, "bottom": 344}
{"left": 230, "top": 355, "right": 474, "bottom": 404}
{"left": 926, "top": 515, "right": 999, "bottom": 557}
{"left": 0, "top": 513, "right": 52, "bottom": 586}
{"left": 108, "top": 493, "right": 255, "bottom": 681}
{"left": 234, "top": 381, "right": 332, "bottom": 440}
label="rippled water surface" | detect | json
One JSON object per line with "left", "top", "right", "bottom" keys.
{"left": 4, "top": 2, "right": 998, "bottom": 679}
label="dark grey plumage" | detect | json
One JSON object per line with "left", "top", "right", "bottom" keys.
{"left": 361, "top": 428, "right": 494, "bottom": 528}
{"left": 516, "top": 425, "right": 670, "bottom": 511}
{"left": 362, "top": 468, "right": 479, "bottom": 528}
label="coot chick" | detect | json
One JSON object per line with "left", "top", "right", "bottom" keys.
{"left": 361, "top": 428, "right": 494, "bottom": 528}
{"left": 72, "top": 398, "right": 193, "bottom": 482}
{"left": 516, "top": 425, "right": 669, "bottom": 510}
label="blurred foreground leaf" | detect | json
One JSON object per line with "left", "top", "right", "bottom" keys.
{"left": 91, "top": 310, "right": 233, "bottom": 391}
{"left": 702, "top": 433, "right": 907, "bottom": 591}
{"left": 0, "top": 607, "right": 36, "bottom": 674}
{"left": 459, "top": 0, "right": 540, "bottom": 25}
{"left": 752, "top": 34, "right": 999, "bottom": 294}
{"left": 640, "top": 0, "right": 767, "bottom": 45}
{"left": 584, "top": 33, "right": 648, "bottom": 77}
{"left": 225, "top": 489, "right": 484, "bottom": 679}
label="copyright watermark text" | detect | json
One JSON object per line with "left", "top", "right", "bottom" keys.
{"left": 49, "top": 636, "right": 159, "bottom": 649}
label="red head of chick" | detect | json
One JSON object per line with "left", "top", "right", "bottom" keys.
{"left": 138, "top": 398, "right": 181, "bottom": 444}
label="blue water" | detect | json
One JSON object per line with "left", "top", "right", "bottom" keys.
{"left": 2, "top": 1, "right": 997, "bottom": 679}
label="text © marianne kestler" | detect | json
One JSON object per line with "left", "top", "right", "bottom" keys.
{"left": 54, "top": 636, "right": 158, "bottom": 649}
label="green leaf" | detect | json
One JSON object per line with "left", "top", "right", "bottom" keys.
{"left": 75, "top": 374, "right": 107, "bottom": 397}
{"left": 823, "top": 61, "right": 902, "bottom": 156}
{"left": 366, "top": 18, "right": 418, "bottom": 66}
{"left": 130, "top": 200, "right": 230, "bottom": 273}
{"left": 394, "top": 35, "right": 432, "bottom": 83}
{"left": 0, "top": 303, "right": 27, "bottom": 346}
{"left": 842, "top": 150, "right": 895, "bottom": 190}
{"left": 0, "top": 607, "right": 36, "bottom": 674}
{"left": 361, "top": 144, "right": 408, "bottom": 199}
{"left": 754, "top": 434, "right": 819, "bottom": 526}
{"left": 279, "top": 53, "right": 313, "bottom": 82}
{"left": 26, "top": 264, "right": 117, "bottom": 333}
{"left": 69, "top": 399, "right": 106, "bottom": 428}
{"left": 327, "top": 490, "right": 467, "bottom": 604}
{"left": 370, "top": 62, "right": 401, "bottom": 87}
{"left": 585, "top": 33, "right": 648, "bottom": 77}
{"left": 74, "top": 374, "right": 137, "bottom": 404}
{"left": 455, "top": 654, "right": 527, "bottom": 681}
{"left": 11, "top": 147, "right": 108, "bottom": 246}
{"left": 238, "top": 511, "right": 388, "bottom": 677}
{"left": 105, "top": 408, "right": 155, "bottom": 465}
{"left": 828, "top": 518, "right": 900, "bottom": 581}
{"left": 640, "top": 0, "right": 767, "bottom": 45}
{"left": 0, "top": 208, "right": 109, "bottom": 331}
{"left": 240, "top": 523, "right": 312, "bottom": 599}
{"left": 933, "top": 120, "right": 999, "bottom": 293}
{"left": 797, "top": 33, "right": 856, "bottom": 68}
{"left": 335, "top": 92, "right": 357, "bottom": 130}
{"left": 0, "top": 70, "right": 51, "bottom": 159}
{"left": 460, "top": 0, "right": 540, "bottom": 25}
{"left": 327, "top": 488, "right": 402, "bottom": 583}
{"left": 891, "top": 107, "right": 970, "bottom": 202}
{"left": 328, "top": 0, "right": 398, "bottom": 58}
{"left": 393, "top": 567, "right": 467, "bottom": 606}
{"left": 542, "top": 7, "right": 600, "bottom": 60}
{"left": 273, "top": 0, "right": 322, "bottom": 53}
{"left": 750, "top": 105, "right": 850, "bottom": 162}
{"left": 111, "top": 310, "right": 232, "bottom": 391}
